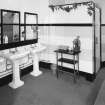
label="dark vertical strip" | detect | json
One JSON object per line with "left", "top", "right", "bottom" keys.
{"left": 19, "top": 12, "right": 21, "bottom": 41}
{"left": 93, "top": 3, "right": 96, "bottom": 74}
{"left": 1, "top": 10, "right": 3, "bottom": 44}
{"left": 36, "top": 14, "right": 38, "bottom": 41}
{"left": 100, "top": 8, "right": 102, "bottom": 66}
{"left": 24, "top": 12, "right": 26, "bottom": 40}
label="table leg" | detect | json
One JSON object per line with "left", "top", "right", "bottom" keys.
{"left": 73, "top": 55, "right": 76, "bottom": 83}
{"left": 56, "top": 52, "right": 58, "bottom": 78}
{"left": 61, "top": 53, "right": 63, "bottom": 71}
{"left": 9, "top": 60, "right": 24, "bottom": 89}
{"left": 77, "top": 54, "right": 79, "bottom": 78}
{"left": 30, "top": 53, "right": 42, "bottom": 76}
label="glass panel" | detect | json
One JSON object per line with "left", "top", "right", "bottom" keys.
{"left": 3, "top": 11, "right": 19, "bottom": 24}
{"left": 26, "top": 14, "right": 37, "bottom": 24}
{"left": 20, "top": 26, "right": 25, "bottom": 41}
{"left": 3, "top": 25, "right": 19, "bottom": 43}
{"left": 26, "top": 25, "right": 38, "bottom": 40}
{"left": 95, "top": 7, "right": 101, "bottom": 73}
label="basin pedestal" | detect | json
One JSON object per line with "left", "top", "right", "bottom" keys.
{"left": 9, "top": 59, "right": 24, "bottom": 89}
{"left": 30, "top": 46, "right": 46, "bottom": 77}
{"left": 30, "top": 53, "right": 42, "bottom": 76}
{"left": 7, "top": 51, "right": 29, "bottom": 89}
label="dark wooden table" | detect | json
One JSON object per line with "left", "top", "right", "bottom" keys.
{"left": 54, "top": 49, "right": 81, "bottom": 83}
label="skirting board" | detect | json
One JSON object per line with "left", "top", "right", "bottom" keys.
{"left": 39, "top": 61, "right": 96, "bottom": 82}
{"left": 101, "top": 61, "right": 105, "bottom": 68}
{"left": 0, "top": 61, "right": 97, "bottom": 87}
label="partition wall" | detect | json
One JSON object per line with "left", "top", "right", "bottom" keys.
{"left": 39, "top": 1, "right": 101, "bottom": 81}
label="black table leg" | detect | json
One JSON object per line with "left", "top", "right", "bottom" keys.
{"left": 73, "top": 55, "right": 76, "bottom": 83}
{"left": 77, "top": 54, "right": 79, "bottom": 79}
{"left": 56, "top": 52, "right": 59, "bottom": 78}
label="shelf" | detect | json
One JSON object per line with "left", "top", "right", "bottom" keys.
{"left": 58, "top": 66, "right": 78, "bottom": 72}
{"left": 58, "top": 58, "right": 78, "bottom": 64}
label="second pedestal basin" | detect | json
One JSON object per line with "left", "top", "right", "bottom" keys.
{"left": 30, "top": 45, "right": 46, "bottom": 54}
{"left": 30, "top": 44, "right": 46, "bottom": 77}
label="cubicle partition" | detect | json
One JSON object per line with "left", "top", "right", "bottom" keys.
{"left": 94, "top": 5, "right": 101, "bottom": 73}
{"left": 39, "top": 1, "right": 101, "bottom": 80}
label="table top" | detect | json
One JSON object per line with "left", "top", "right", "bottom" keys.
{"left": 54, "top": 49, "right": 81, "bottom": 55}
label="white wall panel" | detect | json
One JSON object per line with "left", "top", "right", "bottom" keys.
{"left": 39, "top": 26, "right": 93, "bottom": 74}
{"left": 48, "top": 5, "right": 92, "bottom": 23}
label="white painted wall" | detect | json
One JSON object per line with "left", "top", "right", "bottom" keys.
{"left": 48, "top": 5, "right": 92, "bottom": 23}
{"left": 0, "top": 0, "right": 104, "bottom": 68}
{"left": 0, "top": 0, "right": 104, "bottom": 23}
{"left": 39, "top": 26, "right": 93, "bottom": 74}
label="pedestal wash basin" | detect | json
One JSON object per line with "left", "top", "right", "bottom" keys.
{"left": 30, "top": 44, "right": 46, "bottom": 76}
{"left": 2, "top": 50, "right": 30, "bottom": 89}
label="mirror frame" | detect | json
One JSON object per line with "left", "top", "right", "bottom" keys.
{"left": 0, "top": 9, "right": 38, "bottom": 50}
{"left": 1, "top": 9, "right": 20, "bottom": 44}
{"left": 24, "top": 12, "right": 38, "bottom": 41}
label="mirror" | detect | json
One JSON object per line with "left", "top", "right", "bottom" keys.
{"left": 25, "top": 25, "right": 38, "bottom": 40}
{"left": 2, "top": 10, "right": 20, "bottom": 43}
{"left": 24, "top": 12, "right": 38, "bottom": 40}
{"left": 2, "top": 25, "right": 19, "bottom": 43}
{"left": 20, "top": 26, "right": 25, "bottom": 41}
{"left": 0, "top": 9, "right": 38, "bottom": 50}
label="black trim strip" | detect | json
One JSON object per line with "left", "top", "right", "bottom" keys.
{"left": 1, "top": 24, "right": 20, "bottom": 25}
{"left": 1, "top": 23, "right": 105, "bottom": 26}
{"left": 0, "top": 39, "right": 38, "bottom": 50}
{"left": 1, "top": 9, "right": 20, "bottom": 13}
{"left": 101, "top": 24, "right": 105, "bottom": 26}
{"left": 38, "top": 23, "right": 92, "bottom": 26}
{"left": 24, "top": 12, "right": 38, "bottom": 16}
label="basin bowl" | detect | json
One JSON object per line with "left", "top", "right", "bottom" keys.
{"left": 3, "top": 50, "right": 30, "bottom": 60}
{"left": 30, "top": 45, "right": 46, "bottom": 54}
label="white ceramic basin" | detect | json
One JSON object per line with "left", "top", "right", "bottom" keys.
{"left": 30, "top": 44, "right": 46, "bottom": 77}
{"left": 8, "top": 50, "right": 30, "bottom": 89}
{"left": 30, "top": 45, "right": 46, "bottom": 54}
{"left": 1, "top": 50, "right": 30, "bottom": 89}
{"left": 4, "top": 50, "right": 30, "bottom": 60}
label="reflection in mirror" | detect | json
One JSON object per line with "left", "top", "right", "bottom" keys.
{"left": 20, "top": 26, "right": 25, "bottom": 41}
{"left": 2, "top": 10, "right": 20, "bottom": 44}
{"left": 3, "top": 11, "right": 19, "bottom": 24}
{"left": 13, "top": 25, "right": 19, "bottom": 42}
{"left": 25, "top": 14, "right": 37, "bottom": 24}
{"left": 25, "top": 12, "right": 38, "bottom": 40}
{"left": 26, "top": 25, "right": 38, "bottom": 40}
{"left": 3, "top": 25, "right": 19, "bottom": 43}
